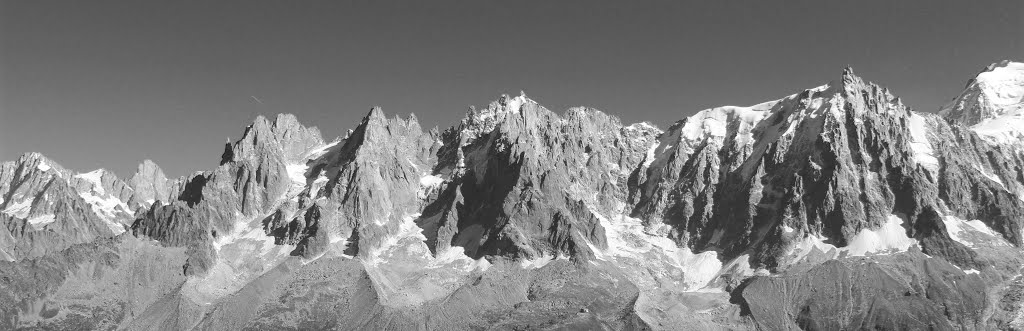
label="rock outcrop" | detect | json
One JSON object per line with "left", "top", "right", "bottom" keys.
{"left": 128, "top": 159, "right": 172, "bottom": 206}
{"left": 2, "top": 62, "right": 1023, "bottom": 330}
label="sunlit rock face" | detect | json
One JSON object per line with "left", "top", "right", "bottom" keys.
{"left": 3, "top": 63, "right": 1024, "bottom": 330}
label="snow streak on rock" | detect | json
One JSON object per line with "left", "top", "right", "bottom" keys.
{"left": 4, "top": 62, "right": 1024, "bottom": 330}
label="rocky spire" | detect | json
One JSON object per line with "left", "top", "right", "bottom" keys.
{"left": 3, "top": 65, "right": 1024, "bottom": 330}
{"left": 128, "top": 159, "right": 170, "bottom": 206}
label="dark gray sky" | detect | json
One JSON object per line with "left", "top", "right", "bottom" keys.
{"left": 2, "top": 1, "right": 1021, "bottom": 178}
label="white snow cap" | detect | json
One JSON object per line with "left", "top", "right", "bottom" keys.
{"left": 945, "top": 61, "right": 1024, "bottom": 143}
{"left": 975, "top": 61, "right": 1024, "bottom": 114}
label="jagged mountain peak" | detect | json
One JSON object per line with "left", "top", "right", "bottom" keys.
{"left": 5, "top": 63, "right": 1024, "bottom": 330}
{"left": 365, "top": 105, "right": 387, "bottom": 121}
{"left": 221, "top": 113, "right": 325, "bottom": 165}
{"left": 841, "top": 65, "right": 858, "bottom": 84}
{"left": 129, "top": 159, "right": 170, "bottom": 206}
{"left": 667, "top": 67, "right": 907, "bottom": 148}
{"left": 347, "top": 107, "right": 426, "bottom": 151}
{"left": 470, "top": 91, "right": 538, "bottom": 117}
{"left": 453, "top": 92, "right": 545, "bottom": 149}
{"left": 10, "top": 152, "right": 68, "bottom": 178}
{"left": 464, "top": 92, "right": 535, "bottom": 121}
{"left": 494, "top": 90, "right": 533, "bottom": 110}
{"left": 0, "top": 153, "right": 142, "bottom": 262}
{"left": 657, "top": 69, "right": 879, "bottom": 158}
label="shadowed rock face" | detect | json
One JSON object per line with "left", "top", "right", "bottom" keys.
{"left": 412, "top": 97, "right": 656, "bottom": 260}
{"left": 3, "top": 62, "right": 1024, "bottom": 330}
{"left": 630, "top": 68, "right": 1024, "bottom": 273}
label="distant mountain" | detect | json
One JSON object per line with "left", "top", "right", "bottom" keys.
{"left": 941, "top": 60, "right": 1024, "bottom": 144}
{"left": 2, "top": 62, "right": 1023, "bottom": 330}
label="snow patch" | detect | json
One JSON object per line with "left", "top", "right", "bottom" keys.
{"left": 844, "top": 214, "right": 917, "bottom": 256}
{"left": 417, "top": 174, "right": 445, "bottom": 199}
{"left": 365, "top": 213, "right": 430, "bottom": 266}
{"left": 785, "top": 233, "right": 840, "bottom": 265}
{"left": 2, "top": 199, "right": 33, "bottom": 218}
{"left": 714, "top": 254, "right": 770, "bottom": 282}
{"left": 352, "top": 214, "right": 492, "bottom": 307}
{"left": 27, "top": 214, "right": 56, "bottom": 230}
{"left": 642, "top": 142, "right": 660, "bottom": 168}
{"left": 972, "top": 117, "right": 1024, "bottom": 144}
{"left": 308, "top": 172, "right": 330, "bottom": 196}
{"left": 674, "top": 249, "right": 725, "bottom": 289}
{"left": 786, "top": 214, "right": 918, "bottom": 263}
{"left": 908, "top": 113, "right": 939, "bottom": 174}
{"left": 286, "top": 163, "right": 307, "bottom": 184}
{"left": 808, "top": 84, "right": 830, "bottom": 93}
{"left": 285, "top": 163, "right": 308, "bottom": 195}
{"left": 588, "top": 207, "right": 725, "bottom": 291}
{"left": 306, "top": 140, "right": 339, "bottom": 159}
{"left": 213, "top": 214, "right": 288, "bottom": 258}
{"left": 505, "top": 92, "right": 529, "bottom": 114}
{"left": 427, "top": 246, "right": 491, "bottom": 271}
{"left": 678, "top": 104, "right": 768, "bottom": 154}
{"left": 187, "top": 212, "right": 297, "bottom": 305}
{"left": 973, "top": 165, "right": 1007, "bottom": 188}
{"left": 75, "top": 170, "right": 106, "bottom": 195}
{"left": 520, "top": 252, "right": 557, "bottom": 269}
{"left": 419, "top": 175, "right": 444, "bottom": 188}
{"left": 79, "top": 193, "right": 129, "bottom": 235}
{"left": 942, "top": 215, "right": 1007, "bottom": 248}
{"left": 36, "top": 162, "right": 51, "bottom": 172}
{"left": 73, "top": 171, "right": 132, "bottom": 234}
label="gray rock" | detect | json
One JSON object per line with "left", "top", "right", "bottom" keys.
{"left": 4, "top": 62, "right": 1024, "bottom": 330}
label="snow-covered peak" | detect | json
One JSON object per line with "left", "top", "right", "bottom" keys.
{"left": 680, "top": 105, "right": 768, "bottom": 143}
{"left": 669, "top": 96, "right": 787, "bottom": 156}
{"left": 972, "top": 61, "right": 1024, "bottom": 117}
{"left": 940, "top": 61, "right": 1024, "bottom": 143}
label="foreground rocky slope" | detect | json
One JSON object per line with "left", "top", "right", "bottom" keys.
{"left": 1, "top": 61, "right": 1023, "bottom": 330}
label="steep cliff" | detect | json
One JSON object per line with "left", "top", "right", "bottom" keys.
{"left": 2, "top": 62, "right": 1023, "bottom": 330}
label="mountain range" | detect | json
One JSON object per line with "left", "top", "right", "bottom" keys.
{"left": 2, "top": 60, "right": 1023, "bottom": 330}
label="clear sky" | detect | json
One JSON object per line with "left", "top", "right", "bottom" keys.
{"left": 2, "top": 1, "right": 1021, "bottom": 178}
